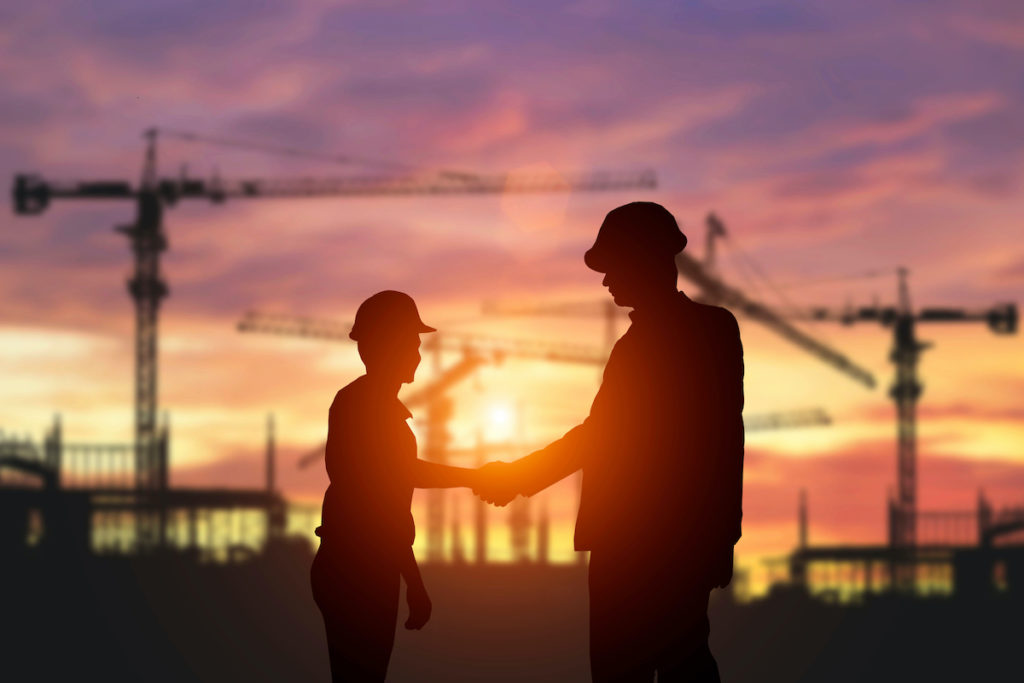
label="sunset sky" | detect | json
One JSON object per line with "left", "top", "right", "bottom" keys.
{"left": 1, "top": 1, "right": 1022, "bottom": 575}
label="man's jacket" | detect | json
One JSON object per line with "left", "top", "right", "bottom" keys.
{"left": 513, "top": 291, "right": 744, "bottom": 561}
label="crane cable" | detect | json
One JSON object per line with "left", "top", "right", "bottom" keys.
{"left": 156, "top": 127, "right": 487, "bottom": 182}
{"left": 721, "top": 233, "right": 802, "bottom": 313}
{"left": 719, "top": 232, "right": 897, "bottom": 307}
{"left": 716, "top": 231, "right": 839, "bottom": 345}
{"left": 770, "top": 268, "right": 895, "bottom": 291}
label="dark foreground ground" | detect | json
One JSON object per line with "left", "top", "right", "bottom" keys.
{"left": 4, "top": 542, "right": 1019, "bottom": 682}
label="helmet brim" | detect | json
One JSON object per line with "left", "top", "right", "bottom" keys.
{"left": 584, "top": 246, "right": 610, "bottom": 273}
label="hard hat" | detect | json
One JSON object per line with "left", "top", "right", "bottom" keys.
{"left": 349, "top": 290, "right": 436, "bottom": 342}
{"left": 584, "top": 202, "right": 687, "bottom": 273}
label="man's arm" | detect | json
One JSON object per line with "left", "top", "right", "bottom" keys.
{"left": 323, "top": 393, "right": 347, "bottom": 482}
{"left": 720, "top": 309, "right": 745, "bottom": 546}
{"left": 710, "top": 308, "right": 744, "bottom": 587}
{"left": 474, "top": 336, "right": 629, "bottom": 506}
{"left": 511, "top": 422, "right": 590, "bottom": 496}
{"left": 474, "top": 423, "right": 589, "bottom": 506}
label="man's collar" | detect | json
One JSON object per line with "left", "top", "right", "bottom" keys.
{"left": 627, "top": 290, "right": 689, "bottom": 322}
{"left": 395, "top": 397, "right": 413, "bottom": 421}
{"left": 357, "top": 375, "right": 413, "bottom": 421}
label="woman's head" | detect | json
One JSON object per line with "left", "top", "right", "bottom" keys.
{"left": 349, "top": 291, "right": 434, "bottom": 384}
{"left": 357, "top": 332, "right": 421, "bottom": 384}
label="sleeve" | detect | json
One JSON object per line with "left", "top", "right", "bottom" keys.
{"left": 324, "top": 391, "right": 367, "bottom": 484}
{"left": 714, "top": 308, "right": 745, "bottom": 546}
{"left": 513, "top": 422, "right": 589, "bottom": 497}
{"left": 511, "top": 340, "right": 628, "bottom": 497}
{"left": 323, "top": 393, "right": 346, "bottom": 483}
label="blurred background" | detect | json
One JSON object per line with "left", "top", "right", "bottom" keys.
{"left": 2, "top": 1, "right": 1022, "bottom": 681}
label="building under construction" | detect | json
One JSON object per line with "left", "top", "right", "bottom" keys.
{"left": 0, "top": 414, "right": 292, "bottom": 559}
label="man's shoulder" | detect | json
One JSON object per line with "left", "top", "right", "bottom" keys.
{"left": 330, "top": 376, "right": 368, "bottom": 411}
{"left": 681, "top": 296, "right": 739, "bottom": 331}
{"left": 707, "top": 304, "right": 739, "bottom": 332}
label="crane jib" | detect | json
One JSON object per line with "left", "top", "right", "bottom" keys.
{"left": 13, "top": 169, "right": 658, "bottom": 214}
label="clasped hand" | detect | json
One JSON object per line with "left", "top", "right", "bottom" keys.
{"left": 471, "top": 461, "right": 521, "bottom": 507}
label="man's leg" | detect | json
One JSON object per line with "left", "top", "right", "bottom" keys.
{"left": 589, "top": 549, "right": 721, "bottom": 683}
{"left": 588, "top": 551, "right": 658, "bottom": 683}
{"left": 655, "top": 639, "right": 720, "bottom": 683}
{"left": 320, "top": 612, "right": 393, "bottom": 683}
{"left": 652, "top": 584, "right": 719, "bottom": 683}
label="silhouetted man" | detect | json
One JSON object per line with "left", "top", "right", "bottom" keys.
{"left": 476, "top": 203, "right": 744, "bottom": 682}
{"left": 311, "top": 290, "right": 479, "bottom": 682}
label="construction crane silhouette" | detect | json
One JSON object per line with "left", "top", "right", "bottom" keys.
{"left": 789, "top": 268, "right": 1017, "bottom": 552}
{"left": 652, "top": 214, "right": 1016, "bottom": 588}
{"left": 681, "top": 215, "right": 1016, "bottom": 558}
{"left": 238, "top": 310, "right": 610, "bottom": 560}
{"left": 482, "top": 211, "right": 876, "bottom": 565}
{"left": 485, "top": 213, "right": 876, "bottom": 389}
{"left": 10, "top": 128, "right": 656, "bottom": 549}
{"left": 677, "top": 215, "right": 874, "bottom": 388}
{"left": 238, "top": 311, "right": 610, "bottom": 366}
{"left": 238, "top": 309, "right": 834, "bottom": 454}
{"left": 239, "top": 310, "right": 834, "bottom": 561}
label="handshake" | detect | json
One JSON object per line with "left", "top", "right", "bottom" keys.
{"left": 469, "top": 461, "right": 526, "bottom": 507}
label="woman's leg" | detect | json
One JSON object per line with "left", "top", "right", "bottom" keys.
{"left": 311, "top": 545, "right": 401, "bottom": 682}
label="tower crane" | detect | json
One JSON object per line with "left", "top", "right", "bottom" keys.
{"left": 10, "top": 129, "right": 656, "bottom": 549}
{"left": 239, "top": 309, "right": 835, "bottom": 445}
{"left": 238, "top": 311, "right": 610, "bottom": 365}
{"left": 789, "top": 268, "right": 1017, "bottom": 550}
{"left": 679, "top": 214, "right": 1017, "bottom": 556}
{"left": 482, "top": 211, "right": 875, "bottom": 566}
{"left": 238, "top": 310, "right": 609, "bottom": 559}
{"left": 239, "top": 310, "right": 835, "bottom": 560}
{"left": 485, "top": 213, "right": 876, "bottom": 389}
{"left": 661, "top": 214, "right": 1016, "bottom": 587}
{"left": 676, "top": 216, "right": 873, "bottom": 388}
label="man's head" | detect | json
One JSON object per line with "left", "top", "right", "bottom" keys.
{"left": 350, "top": 290, "right": 435, "bottom": 384}
{"left": 585, "top": 202, "right": 686, "bottom": 307}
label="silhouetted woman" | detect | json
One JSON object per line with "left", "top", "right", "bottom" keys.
{"left": 310, "top": 291, "right": 478, "bottom": 682}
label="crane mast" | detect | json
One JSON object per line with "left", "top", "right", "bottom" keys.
{"left": 117, "top": 132, "right": 168, "bottom": 490}
{"left": 890, "top": 268, "right": 926, "bottom": 548}
{"left": 114, "top": 131, "right": 170, "bottom": 546}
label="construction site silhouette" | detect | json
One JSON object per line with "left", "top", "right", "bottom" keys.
{"left": 3, "top": 132, "right": 1023, "bottom": 682}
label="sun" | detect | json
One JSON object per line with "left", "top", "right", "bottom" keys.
{"left": 482, "top": 400, "right": 517, "bottom": 443}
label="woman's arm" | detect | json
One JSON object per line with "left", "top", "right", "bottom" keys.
{"left": 411, "top": 460, "right": 478, "bottom": 489}
{"left": 400, "top": 546, "right": 432, "bottom": 630}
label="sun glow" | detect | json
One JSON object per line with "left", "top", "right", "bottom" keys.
{"left": 482, "top": 400, "right": 517, "bottom": 443}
